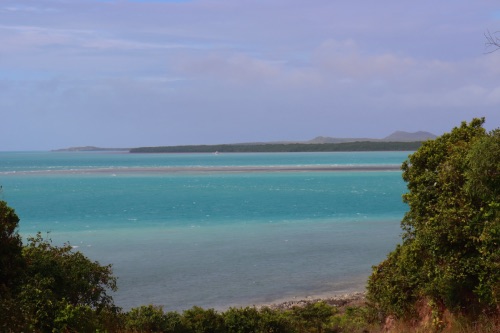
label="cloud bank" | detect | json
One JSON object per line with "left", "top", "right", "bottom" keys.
{"left": 1, "top": 0, "right": 499, "bottom": 150}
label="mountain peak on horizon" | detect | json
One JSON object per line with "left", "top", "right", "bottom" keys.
{"left": 382, "top": 131, "right": 436, "bottom": 142}
{"left": 306, "top": 131, "right": 436, "bottom": 144}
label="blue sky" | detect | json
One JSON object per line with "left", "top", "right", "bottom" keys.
{"left": 1, "top": 0, "right": 499, "bottom": 150}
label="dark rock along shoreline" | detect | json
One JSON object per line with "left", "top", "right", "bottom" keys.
{"left": 255, "top": 291, "right": 366, "bottom": 311}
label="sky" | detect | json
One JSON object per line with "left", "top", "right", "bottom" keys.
{"left": 1, "top": 0, "right": 500, "bottom": 150}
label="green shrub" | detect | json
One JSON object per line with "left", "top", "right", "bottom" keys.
{"left": 182, "top": 306, "right": 225, "bottom": 333}
{"left": 19, "top": 233, "right": 118, "bottom": 331}
{"left": 367, "top": 118, "right": 500, "bottom": 320}
{"left": 223, "top": 307, "right": 262, "bottom": 333}
{"left": 328, "top": 306, "right": 374, "bottom": 333}
{"left": 0, "top": 202, "right": 120, "bottom": 332}
{"left": 125, "top": 305, "right": 186, "bottom": 332}
{"left": 291, "top": 301, "right": 336, "bottom": 333}
{"left": 258, "top": 307, "right": 295, "bottom": 333}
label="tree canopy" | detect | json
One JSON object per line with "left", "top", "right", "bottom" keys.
{"left": 0, "top": 202, "right": 119, "bottom": 332}
{"left": 367, "top": 118, "right": 499, "bottom": 322}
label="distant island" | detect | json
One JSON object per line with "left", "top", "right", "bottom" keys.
{"left": 52, "top": 146, "right": 130, "bottom": 152}
{"left": 129, "top": 141, "right": 424, "bottom": 153}
{"left": 54, "top": 131, "right": 437, "bottom": 153}
{"left": 130, "top": 131, "right": 435, "bottom": 153}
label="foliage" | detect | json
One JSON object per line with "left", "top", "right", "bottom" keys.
{"left": 0, "top": 200, "right": 24, "bottom": 292}
{"left": 23, "top": 233, "right": 117, "bottom": 308}
{"left": 223, "top": 307, "right": 263, "bottom": 333}
{"left": 222, "top": 306, "right": 297, "bottom": 333}
{"left": 121, "top": 302, "right": 376, "bottom": 333}
{"left": 18, "top": 233, "right": 119, "bottom": 332}
{"left": 125, "top": 305, "right": 186, "bottom": 333}
{"left": 0, "top": 201, "right": 26, "bottom": 330}
{"left": 0, "top": 200, "right": 120, "bottom": 332}
{"left": 367, "top": 118, "right": 500, "bottom": 320}
{"left": 181, "top": 306, "right": 226, "bottom": 333}
{"left": 291, "top": 301, "right": 336, "bottom": 333}
{"left": 256, "top": 307, "right": 295, "bottom": 333}
{"left": 365, "top": 244, "right": 421, "bottom": 318}
{"left": 328, "top": 306, "right": 377, "bottom": 333}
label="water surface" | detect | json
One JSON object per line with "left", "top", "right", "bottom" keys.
{"left": 0, "top": 151, "right": 409, "bottom": 310}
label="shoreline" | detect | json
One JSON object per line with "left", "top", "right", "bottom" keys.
{"left": 210, "top": 286, "right": 368, "bottom": 312}
{"left": 253, "top": 291, "right": 367, "bottom": 311}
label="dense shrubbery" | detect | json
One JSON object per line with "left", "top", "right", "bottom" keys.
{"left": 367, "top": 118, "right": 499, "bottom": 323}
{"left": 0, "top": 201, "right": 120, "bottom": 332}
{"left": 122, "top": 302, "right": 375, "bottom": 333}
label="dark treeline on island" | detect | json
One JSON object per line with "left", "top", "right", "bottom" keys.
{"left": 130, "top": 141, "right": 423, "bottom": 153}
{"left": 54, "top": 131, "right": 436, "bottom": 153}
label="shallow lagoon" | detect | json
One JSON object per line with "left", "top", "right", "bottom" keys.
{"left": 0, "top": 151, "right": 409, "bottom": 310}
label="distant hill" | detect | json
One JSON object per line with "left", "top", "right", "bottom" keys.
{"left": 306, "top": 136, "right": 374, "bottom": 144}
{"left": 54, "top": 131, "right": 436, "bottom": 153}
{"left": 52, "top": 146, "right": 130, "bottom": 152}
{"left": 382, "top": 131, "right": 437, "bottom": 142}
{"left": 305, "top": 131, "right": 436, "bottom": 144}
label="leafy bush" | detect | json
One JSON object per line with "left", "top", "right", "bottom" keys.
{"left": 19, "top": 233, "right": 118, "bottom": 332}
{"left": 367, "top": 118, "right": 499, "bottom": 320}
{"left": 181, "top": 306, "right": 226, "bottom": 333}
{"left": 0, "top": 201, "right": 26, "bottom": 331}
{"left": 223, "top": 307, "right": 262, "bottom": 333}
{"left": 328, "top": 306, "right": 375, "bottom": 333}
{"left": 291, "top": 301, "right": 337, "bottom": 333}
{"left": 125, "top": 305, "right": 187, "bottom": 332}
{"left": 257, "top": 307, "right": 295, "bottom": 333}
{"left": 0, "top": 201, "right": 120, "bottom": 332}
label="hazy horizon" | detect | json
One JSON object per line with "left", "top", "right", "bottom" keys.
{"left": 2, "top": 0, "right": 499, "bottom": 151}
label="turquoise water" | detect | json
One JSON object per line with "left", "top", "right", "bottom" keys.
{"left": 0, "top": 151, "right": 408, "bottom": 172}
{"left": 0, "top": 151, "right": 409, "bottom": 311}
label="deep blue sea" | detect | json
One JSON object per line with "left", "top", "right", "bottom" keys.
{"left": 0, "top": 151, "right": 410, "bottom": 311}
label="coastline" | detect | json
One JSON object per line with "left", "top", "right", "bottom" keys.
{"left": 253, "top": 291, "right": 367, "bottom": 311}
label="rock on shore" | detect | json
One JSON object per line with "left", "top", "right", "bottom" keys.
{"left": 257, "top": 292, "right": 366, "bottom": 310}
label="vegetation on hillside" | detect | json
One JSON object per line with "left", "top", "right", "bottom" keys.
{"left": 129, "top": 141, "right": 423, "bottom": 153}
{"left": 367, "top": 118, "right": 499, "bottom": 328}
{"left": 0, "top": 118, "right": 498, "bottom": 332}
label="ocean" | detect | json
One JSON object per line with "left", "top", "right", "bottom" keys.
{"left": 0, "top": 151, "right": 410, "bottom": 311}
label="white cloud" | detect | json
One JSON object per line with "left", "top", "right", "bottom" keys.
{"left": 312, "top": 39, "right": 417, "bottom": 80}
{"left": 0, "top": 24, "right": 194, "bottom": 53}
{"left": 1, "top": 4, "right": 58, "bottom": 13}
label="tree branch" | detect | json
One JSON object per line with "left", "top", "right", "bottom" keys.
{"left": 484, "top": 30, "right": 500, "bottom": 53}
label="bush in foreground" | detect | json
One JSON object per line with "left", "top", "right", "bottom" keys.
{"left": 367, "top": 118, "right": 499, "bottom": 327}
{"left": 0, "top": 202, "right": 120, "bottom": 332}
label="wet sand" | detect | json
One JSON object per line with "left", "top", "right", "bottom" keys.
{"left": 3, "top": 165, "right": 401, "bottom": 175}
